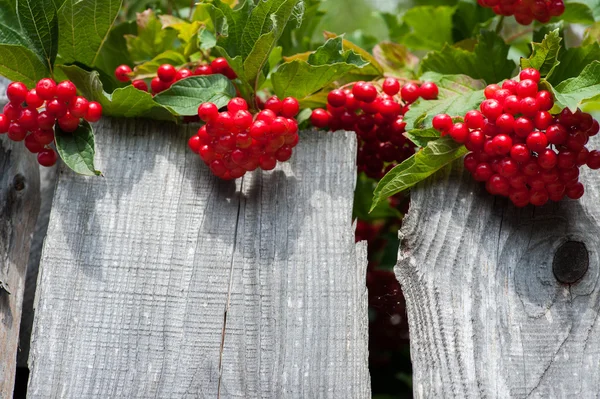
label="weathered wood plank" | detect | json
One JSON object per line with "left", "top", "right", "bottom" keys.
{"left": 0, "top": 137, "right": 40, "bottom": 398}
{"left": 397, "top": 160, "right": 600, "bottom": 398}
{"left": 27, "top": 119, "right": 369, "bottom": 398}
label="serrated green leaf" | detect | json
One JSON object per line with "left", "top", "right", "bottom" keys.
{"left": 55, "top": 120, "right": 101, "bottom": 176}
{"left": 279, "top": 0, "right": 324, "bottom": 55}
{"left": 59, "top": 64, "right": 176, "bottom": 121}
{"left": 0, "top": 0, "right": 29, "bottom": 46}
{"left": 153, "top": 75, "right": 236, "bottom": 116}
{"left": 17, "top": 0, "right": 58, "bottom": 70}
{"left": 405, "top": 127, "right": 442, "bottom": 147}
{"left": 403, "top": 72, "right": 485, "bottom": 129}
{"left": 420, "top": 30, "right": 517, "bottom": 84}
{"left": 0, "top": 44, "right": 48, "bottom": 87}
{"left": 371, "top": 136, "right": 468, "bottom": 211}
{"left": 271, "top": 37, "right": 369, "bottom": 102}
{"left": 548, "top": 41, "right": 600, "bottom": 85}
{"left": 395, "top": 6, "right": 455, "bottom": 51}
{"left": 323, "top": 31, "right": 383, "bottom": 77}
{"left": 124, "top": 9, "right": 178, "bottom": 63}
{"left": 551, "top": 60, "right": 600, "bottom": 111}
{"left": 93, "top": 20, "right": 136, "bottom": 84}
{"left": 57, "top": 0, "right": 122, "bottom": 67}
{"left": 520, "top": 29, "right": 561, "bottom": 77}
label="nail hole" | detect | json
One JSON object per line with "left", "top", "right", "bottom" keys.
{"left": 12, "top": 174, "right": 25, "bottom": 191}
{"left": 553, "top": 241, "right": 589, "bottom": 284}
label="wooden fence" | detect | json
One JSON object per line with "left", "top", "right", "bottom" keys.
{"left": 2, "top": 75, "right": 600, "bottom": 398}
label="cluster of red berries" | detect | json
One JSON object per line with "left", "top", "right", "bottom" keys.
{"left": 310, "top": 79, "right": 439, "bottom": 179}
{"left": 433, "top": 67, "right": 599, "bottom": 207}
{"left": 115, "top": 57, "right": 237, "bottom": 95}
{"left": 0, "top": 80, "right": 102, "bottom": 167}
{"left": 188, "top": 96, "right": 300, "bottom": 179}
{"left": 477, "top": 0, "right": 565, "bottom": 24}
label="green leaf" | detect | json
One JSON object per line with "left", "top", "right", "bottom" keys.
{"left": 323, "top": 31, "right": 384, "bottom": 77}
{"left": 57, "top": 0, "right": 122, "bottom": 67}
{"left": 520, "top": 29, "right": 561, "bottom": 77}
{"left": 403, "top": 72, "right": 485, "bottom": 129}
{"left": 93, "top": 20, "right": 136, "bottom": 85}
{"left": 134, "top": 50, "right": 188, "bottom": 77}
{"left": 271, "top": 37, "right": 369, "bottom": 102}
{"left": 16, "top": 0, "right": 58, "bottom": 70}
{"left": 0, "top": 0, "right": 29, "bottom": 46}
{"left": 371, "top": 136, "right": 468, "bottom": 211}
{"left": 547, "top": 41, "right": 600, "bottom": 85}
{"left": 124, "top": 9, "right": 178, "bottom": 63}
{"left": 452, "top": 0, "right": 495, "bottom": 42}
{"left": 550, "top": 60, "right": 600, "bottom": 111}
{"left": 279, "top": 0, "right": 324, "bottom": 55}
{"left": 55, "top": 120, "right": 101, "bottom": 176}
{"left": 405, "top": 127, "right": 442, "bottom": 147}
{"left": 372, "top": 41, "right": 418, "bottom": 77}
{"left": 420, "top": 30, "right": 517, "bottom": 84}
{"left": 59, "top": 64, "right": 176, "bottom": 121}
{"left": 153, "top": 75, "right": 236, "bottom": 116}
{"left": 555, "top": 1, "right": 597, "bottom": 23}
{"left": 353, "top": 174, "right": 402, "bottom": 221}
{"left": 0, "top": 44, "right": 48, "bottom": 87}
{"left": 395, "top": 6, "right": 455, "bottom": 51}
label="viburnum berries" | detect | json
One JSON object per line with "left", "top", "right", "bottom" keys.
{"left": 477, "top": 0, "right": 565, "bottom": 25}
{"left": 0, "top": 79, "right": 102, "bottom": 167}
{"left": 434, "top": 67, "right": 599, "bottom": 207}
{"left": 189, "top": 96, "right": 299, "bottom": 180}
{"left": 309, "top": 78, "right": 439, "bottom": 180}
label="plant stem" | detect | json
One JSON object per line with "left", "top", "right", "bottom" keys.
{"left": 495, "top": 16, "right": 505, "bottom": 35}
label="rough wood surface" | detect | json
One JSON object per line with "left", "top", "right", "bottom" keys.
{"left": 397, "top": 161, "right": 600, "bottom": 398}
{"left": 0, "top": 137, "right": 40, "bottom": 398}
{"left": 27, "top": 119, "right": 370, "bottom": 398}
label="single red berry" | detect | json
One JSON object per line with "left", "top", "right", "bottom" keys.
{"left": 378, "top": 99, "right": 401, "bottom": 118}
{"left": 464, "top": 110, "right": 485, "bottom": 130}
{"left": 534, "top": 111, "right": 552, "bottom": 130}
{"left": 187, "top": 135, "right": 202, "bottom": 154}
{"left": 157, "top": 64, "right": 177, "bottom": 82}
{"left": 474, "top": 163, "right": 493, "bottom": 182}
{"left": 7, "top": 82, "right": 28, "bottom": 104}
{"left": 548, "top": 0, "right": 565, "bottom": 16}
{"left": 464, "top": 153, "right": 478, "bottom": 172}
{"left": 46, "top": 99, "right": 68, "bottom": 117}
{"left": 194, "top": 65, "right": 213, "bottom": 75}
{"left": 487, "top": 174, "right": 510, "bottom": 196}
{"left": 275, "top": 145, "right": 293, "bottom": 162}
{"left": 432, "top": 113, "right": 453, "bottom": 132}
{"left": 537, "top": 149, "right": 558, "bottom": 169}
{"left": 382, "top": 78, "right": 400, "bottom": 96}
{"left": 484, "top": 84, "right": 501, "bottom": 99}
{"left": 565, "top": 182, "right": 584, "bottom": 200}
{"left": 0, "top": 114, "right": 9, "bottom": 133}
{"left": 115, "top": 65, "right": 132, "bottom": 82}
{"left": 480, "top": 99, "right": 503, "bottom": 120}
{"left": 132, "top": 80, "right": 148, "bottom": 92}
{"left": 24, "top": 133, "right": 44, "bottom": 153}
{"left": 509, "top": 187, "right": 530, "bottom": 207}
{"left": 33, "top": 128, "right": 54, "bottom": 145}
{"left": 327, "top": 89, "right": 346, "bottom": 107}
{"left": 264, "top": 96, "right": 282, "bottom": 113}
{"left": 466, "top": 129, "right": 485, "bottom": 151}
{"left": 519, "top": 97, "right": 539, "bottom": 117}
{"left": 546, "top": 124, "right": 567, "bottom": 145}
{"left": 353, "top": 82, "right": 378, "bottom": 103}
{"left": 211, "top": 58, "right": 231, "bottom": 74}
{"left": 56, "top": 81, "right": 77, "bottom": 103}
{"left": 536, "top": 90, "right": 553, "bottom": 111}
{"left": 493, "top": 89, "right": 512, "bottom": 105}
{"left": 175, "top": 68, "right": 192, "bottom": 81}
{"left": 36, "top": 78, "right": 57, "bottom": 100}
{"left": 198, "top": 103, "right": 218, "bottom": 122}
{"left": 257, "top": 109, "right": 277, "bottom": 124}
{"left": 516, "top": 79, "right": 538, "bottom": 98}
{"left": 502, "top": 79, "right": 518, "bottom": 94}
{"left": 85, "top": 102, "right": 102, "bottom": 123}
{"left": 586, "top": 150, "right": 600, "bottom": 169}
{"left": 69, "top": 96, "right": 89, "bottom": 118}
{"left": 520, "top": 68, "right": 541, "bottom": 83}
{"left": 400, "top": 82, "right": 420, "bottom": 104}
{"left": 281, "top": 97, "right": 299, "bottom": 118}
{"left": 510, "top": 143, "right": 531, "bottom": 163}
{"left": 7, "top": 122, "right": 26, "bottom": 141}
{"left": 492, "top": 134, "right": 513, "bottom": 155}
{"left": 149, "top": 77, "right": 166, "bottom": 94}
{"left": 233, "top": 110, "right": 253, "bottom": 130}
{"left": 419, "top": 82, "right": 438, "bottom": 100}
{"left": 530, "top": 188, "right": 549, "bottom": 206}
{"left": 25, "top": 89, "right": 44, "bottom": 109}
{"left": 310, "top": 109, "right": 330, "bottom": 128}
{"left": 526, "top": 131, "right": 548, "bottom": 152}
{"left": 503, "top": 95, "right": 520, "bottom": 115}
{"left": 58, "top": 111, "right": 80, "bottom": 132}
{"left": 228, "top": 97, "right": 248, "bottom": 113}
{"left": 37, "top": 148, "right": 58, "bottom": 167}
{"left": 250, "top": 120, "right": 270, "bottom": 140}
{"left": 259, "top": 154, "right": 277, "bottom": 170}
{"left": 36, "top": 111, "right": 55, "bottom": 130}
{"left": 496, "top": 113, "right": 515, "bottom": 133}
{"left": 498, "top": 158, "right": 519, "bottom": 177}
{"left": 18, "top": 108, "right": 38, "bottom": 130}
{"left": 449, "top": 122, "right": 469, "bottom": 143}
{"left": 513, "top": 117, "right": 534, "bottom": 138}
{"left": 557, "top": 150, "right": 577, "bottom": 169}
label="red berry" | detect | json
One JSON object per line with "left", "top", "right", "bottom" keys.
{"left": 194, "top": 65, "right": 213, "bottom": 75}
{"left": 281, "top": 97, "right": 299, "bottom": 118}
{"left": 484, "top": 84, "right": 500, "bottom": 99}
{"left": 419, "top": 82, "right": 438, "bottom": 100}
{"left": 514, "top": 117, "right": 534, "bottom": 138}
{"left": 310, "top": 108, "right": 330, "bottom": 128}
{"left": 487, "top": 174, "right": 510, "bottom": 196}
{"left": 0, "top": 114, "right": 9, "bottom": 133}
{"left": 327, "top": 89, "right": 346, "bottom": 107}
{"left": 516, "top": 79, "right": 538, "bottom": 98}
{"left": 37, "top": 148, "right": 58, "bottom": 167}
{"left": 24, "top": 133, "right": 44, "bottom": 153}
{"left": 503, "top": 95, "right": 521, "bottom": 115}
{"left": 400, "top": 82, "right": 420, "bottom": 103}
{"left": 530, "top": 188, "right": 549, "bottom": 206}
{"left": 18, "top": 108, "right": 38, "bottom": 130}
{"left": 432, "top": 113, "right": 453, "bottom": 132}
{"left": 115, "top": 65, "right": 132, "bottom": 82}
{"left": 46, "top": 99, "right": 68, "bottom": 117}
{"left": 534, "top": 111, "right": 552, "bottom": 130}
{"left": 474, "top": 163, "right": 493, "bottom": 181}
{"left": 257, "top": 109, "right": 277, "bottom": 124}
{"left": 378, "top": 99, "right": 401, "bottom": 118}
{"left": 85, "top": 102, "right": 102, "bottom": 122}
{"left": 157, "top": 64, "right": 177, "bottom": 82}
{"left": 536, "top": 90, "right": 553, "bottom": 110}
{"left": 526, "top": 131, "right": 548, "bottom": 152}
{"left": 466, "top": 129, "right": 485, "bottom": 151}
{"left": 228, "top": 97, "right": 248, "bottom": 113}
{"left": 499, "top": 158, "right": 519, "bottom": 177}
{"left": 36, "top": 78, "right": 57, "bottom": 100}
{"left": 557, "top": 150, "right": 577, "bottom": 169}
{"left": 480, "top": 99, "right": 503, "bottom": 120}
{"left": 519, "top": 97, "right": 539, "bottom": 117}
{"left": 33, "top": 128, "right": 54, "bottom": 145}
{"left": 502, "top": 79, "right": 518, "bottom": 94}
{"left": 548, "top": 0, "right": 565, "bottom": 16}
{"left": 353, "top": 82, "right": 377, "bottom": 103}
{"left": 233, "top": 110, "right": 253, "bottom": 130}
{"left": 150, "top": 77, "right": 168, "bottom": 94}
{"left": 465, "top": 110, "right": 485, "bottom": 129}
{"left": 382, "top": 78, "right": 400, "bottom": 96}
{"left": 492, "top": 134, "right": 513, "bottom": 155}
{"left": 510, "top": 187, "right": 530, "bottom": 207}
{"left": 493, "top": 89, "right": 511, "bottom": 105}
{"left": 537, "top": 149, "right": 557, "bottom": 169}
{"left": 198, "top": 103, "right": 218, "bottom": 122}
{"left": 496, "top": 113, "right": 515, "bottom": 133}
{"left": 250, "top": 120, "right": 270, "bottom": 140}
{"left": 175, "top": 68, "right": 192, "bottom": 81}
{"left": 25, "top": 89, "right": 44, "bottom": 109}
{"left": 510, "top": 143, "right": 531, "bottom": 163}
{"left": 211, "top": 58, "right": 230, "bottom": 74}
{"left": 464, "top": 153, "right": 478, "bottom": 172}
{"left": 586, "top": 150, "right": 600, "bottom": 169}
{"left": 275, "top": 145, "right": 293, "bottom": 162}
{"left": 449, "top": 122, "right": 469, "bottom": 143}
{"left": 58, "top": 111, "right": 80, "bottom": 132}
{"left": 69, "top": 96, "right": 89, "bottom": 118}
{"left": 7, "top": 122, "right": 26, "bottom": 141}
{"left": 56, "top": 81, "right": 77, "bottom": 103}
{"left": 7, "top": 82, "right": 28, "bottom": 104}
{"left": 520, "top": 68, "right": 541, "bottom": 83}
{"left": 264, "top": 96, "right": 282, "bottom": 113}
{"left": 259, "top": 154, "right": 277, "bottom": 170}
{"left": 566, "top": 182, "right": 584, "bottom": 199}
{"left": 132, "top": 80, "right": 148, "bottom": 91}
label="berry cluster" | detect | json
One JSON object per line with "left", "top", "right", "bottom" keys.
{"left": 433, "top": 68, "right": 600, "bottom": 207}
{"left": 477, "top": 0, "right": 565, "bottom": 25}
{"left": 115, "top": 57, "right": 237, "bottom": 95}
{"left": 310, "top": 79, "right": 439, "bottom": 179}
{"left": 188, "top": 96, "right": 300, "bottom": 179}
{"left": 0, "top": 80, "right": 102, "bottom": 167}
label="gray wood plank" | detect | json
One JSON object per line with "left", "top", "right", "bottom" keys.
{"left": 0, "top": 137, "right": 40, "bottom": 398}
{"left": 397, "top": 156, "right": 600, "bottom": 398}
{"left": 27, "top": 119, "right": 370, "bottom": 398}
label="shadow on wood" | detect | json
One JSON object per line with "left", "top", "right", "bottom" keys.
{"left": 27, "top": 119, "right": 370, "bottom": 398}
{"left": 397, "top": 161, "right": 600, "bottom": 398}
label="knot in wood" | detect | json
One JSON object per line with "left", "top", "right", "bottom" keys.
{"left": 12, "top": 174, "right": 25, "bottom": 191}
{"left": 552, "top": 241, "right": 588, "bottom": 284}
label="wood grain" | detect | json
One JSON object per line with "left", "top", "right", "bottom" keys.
{"left": 397, "top": 160, "right": 600, "bottom": 398}
{"left": 0, "top": 137, "right": 40, "bottom": 398}
{"left": 27, "top": 119, "right": 370, "bottom": 398}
